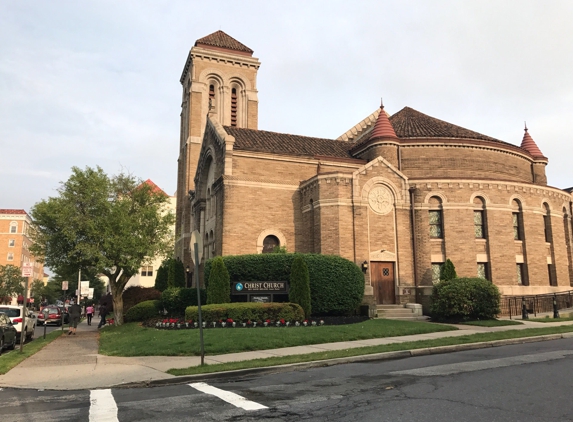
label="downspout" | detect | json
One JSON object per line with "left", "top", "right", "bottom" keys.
{"left": 409, "top": 186, "right": 419, "bottom": 304}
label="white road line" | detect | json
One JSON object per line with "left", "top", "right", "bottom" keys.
{"left": 189, "top": 382, "right": 268, "bottom": 411}
{"left": 90, "top": 389, "right": 119, "bottom": 422}
{"left": 390, "top": 350, "right": 573, "bottom": 377}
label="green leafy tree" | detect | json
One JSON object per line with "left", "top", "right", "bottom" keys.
{"left": 441, "top": 259, "right": 458, "bottom": 281}
{"left": 30, "top": 166, "right": 175, "bottom": 325}
{"left": 206, "top": 256, "right": 230, "bottom": 304}
{"left": 49, "top": 268, "right": 106, "bottom": 303}
{"left": 168, "top": 258, "right": 186, "bottom": 288}
{"left": 0, "top": 265, "right": 25, "bottom": 304}
{"left": 289, "top": 255, "right": 311, "bottom": 318}
{"left": 154, "top": 261, "right": 169, "bottom": 292}
{"left": 30, "top": 279, "right": 46, "bottom": 306}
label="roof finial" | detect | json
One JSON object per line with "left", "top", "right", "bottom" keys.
{"left": 524, "top": 121, "right": 528, "bottom": 132}
{"left": 380, "top": 97, "right": 384, "bottom": 109}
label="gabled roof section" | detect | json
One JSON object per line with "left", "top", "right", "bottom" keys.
{"left": 390, "top": 107, "right": 502, "bottom": 142}
{"left": 337, "top": 108, "right": 380, "bottom": 142}
{"left": 224, "top": 126, "right": 356, "bottom": 159}
{"left": 140, "top": 179, "right": 167, "bottom": 196}
{"left": 195, "top": 30, "right": 254, "bottom": 56}
{"left": 520, "top": 125, "right": 546, "bottom": 159}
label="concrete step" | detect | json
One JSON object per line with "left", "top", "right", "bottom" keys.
{"left": 376, "top": 303, "right": 425, "bottom": 320}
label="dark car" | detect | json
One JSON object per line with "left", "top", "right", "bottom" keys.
{"left": 0, "top": 312, "right": 17, "bottom": 354}
{"left": 37, "top": 306, "right": 69, "bottom": 326}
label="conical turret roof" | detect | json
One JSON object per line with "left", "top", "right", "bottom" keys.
{"left": 520, "top": 124, "right": 545, "bottom": 159}
{"left": 369, "top": 105, "right": 398, "bottom": 140}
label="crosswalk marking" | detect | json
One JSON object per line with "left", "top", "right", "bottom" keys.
{"left": 189, "top": 382, "right": 268, "bottom": 411}
{"left": 90, "top": 389, "right": 119, "bottom": 422}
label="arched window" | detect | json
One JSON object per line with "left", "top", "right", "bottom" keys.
{"left": 428, "top": 197, "right": 443, "bottom": 239}
{"left": 231, "top": 88, "right": 238, "bottom": 127}
{"left": 209, "top": 84, "right": 215, "bottom": 112}
{"left": 262, "top": 235, "right": 280, "bottom": 253}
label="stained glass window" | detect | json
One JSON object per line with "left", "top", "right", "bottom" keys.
{"left": 513, "top": 213, "right": 521, "bottom": 240}
{"left": 429, "top": 210, "right": 443, "bottom": 238}
{"left": 474, "top": 211, "right": 485, "bottom": 238}
{"left": 431, "top": 263, "right": 443, "bottom": 284}
{"left": 477, "top": 263, "right": 489, "bottom": 280}
{"left": 516, "top": 264, "right": 523, "bottom": 285}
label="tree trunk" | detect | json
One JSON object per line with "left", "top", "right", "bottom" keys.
{"left": 110, "top": 281, "right": 125, "bottom": 325}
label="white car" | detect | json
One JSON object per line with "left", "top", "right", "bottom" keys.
{"left": 0, "top": 305, "right": 36, "bottom": 340}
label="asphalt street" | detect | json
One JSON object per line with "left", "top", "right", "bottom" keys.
{"left": 2, "top": 338, "right": 573, "bottom": 421}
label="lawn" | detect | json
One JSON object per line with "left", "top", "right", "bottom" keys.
{"left": 98, "top": 319, "right": 458, "bottom": 357}
{"left": 457, "top": 319, "right": 523, "bottom": 327}
{"left": 529, "top": 316, "right": 573, "bottom": 323}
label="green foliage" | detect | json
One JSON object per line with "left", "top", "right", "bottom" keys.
{"left": 124, "top": 300, "right": 161, "bottom": 322}
{"left": 207, "top": 257, "right": 230, "bottom": 304}
{"left": 161, "top": 287, "right": 207, "bottom": 316}
{"left": 431, "top": 277, "right": 501, "bottom": 321}
{"left": 167, "top": 258, "right": 186, "bottom": 288}
{"left": 289, "top": 255, "right": 311, "bottom": 318}
{"left": 0, "top": 265, "right": 25, "bottom": 303}
{"left": 154, "top": 261, "right": 169, "bottom": 292}
{"left": 204, "top": 254, "right": 364, "bottom": 315}
{"left": 272, "top": 245, "right": 288, "bottom": 253}
{"left": 122, "top": 286, "right": 161, "bottom": 313}
{"left": 29, "top": 166, "right": 175, "bottom": 325}
{"left": 441, "top": 259, "right": 458, "bottom": 281}
{"left": 30, "top": 279, "right": 45, "bottom": 306}
{"left": 48, "top": 268, "right": 106, "bottom": 303}
{"left": 185, "top": 302, "right": 305, "bottom": 323}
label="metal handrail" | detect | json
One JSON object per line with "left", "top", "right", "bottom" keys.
{"left": 501, "top": 290, "right": 573, "bottom": 319}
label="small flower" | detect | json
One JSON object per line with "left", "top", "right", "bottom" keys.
{"left": 311, "top": 321, "right": 317, "bottom": 326}
{"left": 221, "top": 322, "right": 226, "bottom": 328}
{"left": 185, "top": 322, "right": 189, "bottom": 328}
{"left": 194, "top": 322, "right": 198, "bottom": 328}
{"left": 295, "top": 321, "right": 300, "bottom": 327}
{"left": 303, "top": 321, "right": 307, "bottom": 326}
{"left": 264, "top": 321, "right": 268, "bottom": 327}
{"left": 286, "top": 321, "right": 290, "bottom": 327}
{"left": 212, "top": 322, "right": 216, "bottom": 328}
{"left": 319, "top": 320, "right": 325, "bottom": 326}
{"left": 276, "top": 321, "right": 280, "bottom": 327}
{"left": 242, "top": 322, "right": 246, "bottom": 327}
{"left": 226, "top": 318, "right": 234, "bottom": 324}
{"left": 253, "top": 322, "right": 257, "bottom": 327}
{"left": 202, "top": 322, "right": 206, "bottom": 328}
{"left": 280, "top": 319, "right": 285, "bottom": 325}
{"left": 176, "top": 323, "right": 181, "bottom": 329}
{"left": 232, "top": 322, "right": 236, "bottom": 327}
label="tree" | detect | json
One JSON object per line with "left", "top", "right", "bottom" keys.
{"left": 30, "top": 279, "right": 46, "bottom": 306}
{"left": 0, "top": 265, "right": 25, "bottom": 304}
{"left": 30, "top": 166, "right": 174, "bottom": 325}
{"left": 154, "top": 261, "right": 169, "bottom": 292}
{"left": 441, "top": 259, "right": 458, "bottom": 281}
{"left": 206, "top": 256, "right": 230, "bottom": 304}
{"left": 167, "top": 258, "right": 185, "bottom": 288}
{"left": 289, "top": 255, "right": 311, "bottom": 318}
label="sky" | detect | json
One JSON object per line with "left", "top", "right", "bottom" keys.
{"left": 1, "top": 0, "right": 572, "bottom": 213}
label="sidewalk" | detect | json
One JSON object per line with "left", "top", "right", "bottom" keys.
{"left": 2, "top": 316, "right": 573, "bottom": 390}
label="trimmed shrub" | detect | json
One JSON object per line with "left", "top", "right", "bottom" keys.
{"left": 207, "top": 256, "right": 230, "bottom": 304}
{"left": 441, "top": 259, "right": 457, "bottom": 281}
{"left": 204, "top": 254, "right": 364, "bottom": 316}
{"left": 168, "top": 258, "right": 186, "bottom": 288}
{"left": 431, "top": 277, "right": 501, "bottom": 321}
{"left": 124, "top": 300, "right": 161, "bottom": 322}
{"left": 161, "top": 287, "right": 207, "bottom": 317}
{"left": 122, "top": 286, "right": 161, "bottom": 313}
{"left": 289, "top": 255, "right": 311, "bottom": 318}
{"left": 185, "top": 302, "right": 304, "bottom": 323}
{"left": 154, "top": 263, "right": 169, "bottom": 292}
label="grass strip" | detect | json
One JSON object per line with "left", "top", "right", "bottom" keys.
{"left": 0, "top": 330, "right": 65, "bottom": 375}
{"left": 99, "top": 319, "right": 458, "bottom": 357}
{"left": 456, "top": 320, "right": 523, "bottom": 327}
{"left": 167, "top": 324, "right": 573, "bottom": 376}
{"left": 529, "top": 317, "right": 573, "bottom": 323}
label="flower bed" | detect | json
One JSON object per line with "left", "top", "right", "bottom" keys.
{"left": 147, "top": 317, "right": 326, "bottom": 329}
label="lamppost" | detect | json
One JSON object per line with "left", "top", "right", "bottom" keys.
{"left": 186, "top": 265, "right": 191, "bottom": 288}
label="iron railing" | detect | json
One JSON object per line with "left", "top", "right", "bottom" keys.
{"left": 500, "top": 290, "right": 573, "bottom": 319}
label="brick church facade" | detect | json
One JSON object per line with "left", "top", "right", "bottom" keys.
{"left": 175, "top": 31, "right": 573, "bottom": 308}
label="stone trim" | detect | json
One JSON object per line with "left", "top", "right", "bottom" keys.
{"left": 256, "top": 229, "right": 287, "bottom": 254}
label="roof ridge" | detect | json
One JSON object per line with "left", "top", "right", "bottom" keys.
{"left": 336, "top": 108, "right": 381, "bottom": 142}
{"left": 195, "top": 30, "right": 253, "bottom": 55}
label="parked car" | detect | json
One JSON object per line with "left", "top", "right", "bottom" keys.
{"left": 0, "top": 312, "right": 17, "bottom": 354}
{"left": 0, "top": 305, "right": 36, "bottom": 340}
{"left": 37, "top": 306, "right": 68, "bottom": 326}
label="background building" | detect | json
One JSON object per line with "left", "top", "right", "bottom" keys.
{"left": 177, "top": 31, "right": 573, "bottom": 308}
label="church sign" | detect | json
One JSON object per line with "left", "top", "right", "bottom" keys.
{"left": 232, "top": 281, "right": 288, "bottom": 303}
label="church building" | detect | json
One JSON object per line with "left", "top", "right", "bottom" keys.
{"left": 175, "top": 30, "right": 573, "bottom": 309}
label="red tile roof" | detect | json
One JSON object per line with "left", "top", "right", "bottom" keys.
{"left": 224, "top": 127, "right": 355, "bottom": 159}
{"left": 520, "top": 125, "right": 546, "bottom": 159}
{"left": 0, "top": 209, "right": 27, "bottom": 215}
{"left": 369, "top": 106, "right": 398, "bottom": 140}
{"left": 140, "top": 180, "right": 167, "bottom": 196}
{"left": 195, "top": 31, "right": 253, "bottom": 55}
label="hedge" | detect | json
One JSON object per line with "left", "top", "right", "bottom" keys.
{"left": 122, "top": 286, "right": 161, "bottom": 313}
{"left": 431, "top": 277, "right": 501, "bottom": 321}
{"left": 161, "top": 287, "right": 207, "bottom": 317}
{"left": 207, "top": 256, "right": 230, "bottom": 304}
{"left": 185, "top": 302, "right": 305, "bottom": 323}
{"left": 124, "top": 300, "right": 162, "bottom": 322}
{"left": 204, "top": 254, "right": 364, "bottom": 315}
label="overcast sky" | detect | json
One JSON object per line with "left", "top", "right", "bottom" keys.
{"left": 1, "top": 0, "right": 572, "bottom": 212}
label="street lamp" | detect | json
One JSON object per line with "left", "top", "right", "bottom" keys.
{"left": 186, "top": 265, "right": 191, "bottom": 288}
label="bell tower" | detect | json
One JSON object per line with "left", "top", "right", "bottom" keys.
{"left": 175, "top": 31, "right": 260, "bottom": 261}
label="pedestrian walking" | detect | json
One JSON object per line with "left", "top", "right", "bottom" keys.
{"left": 86, "top": 304, "right": 94, "bottom": 326}
{"left": 97, "top": 303, "right": 108, "bottom": 329}
{"left": 68, "top": 300, "right": 82, "bottom": 336}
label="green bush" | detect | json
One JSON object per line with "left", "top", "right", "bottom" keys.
{"left": 185, "top": 302, "right": 304, "bottom": 323}
{"left": 161, "top": 287, "right": 207, "bottom": 317}
{"left": 122, "top": 286, "right": 161, "bottom": 313}
{"left": 431, "top": 277, "right": 501, "bottom": 321}
{"left": 441, "top": 259, "right": 458, "bottom": 281}
{"left": 154, "top": 263, "right": 169, "bottom": 292}
{"left": 124, "top": 300, "right": 161, "bottom": 322}
{"left": 207, "top": 256, "right": 230, "bottom": 304}
{"left": 204, "top": 253, "right": 364, "bottom": 315}
{"left": 168, "top": 258, "right": 186, "bottom": 288}
{"left": 289, "top": 255, "right": 311, "bottom": 318}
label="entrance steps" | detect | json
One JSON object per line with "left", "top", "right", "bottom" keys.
{"left": 376, "top": 304, "right": 428, "bottom": 321}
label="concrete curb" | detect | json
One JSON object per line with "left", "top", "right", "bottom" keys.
{"left": 114, "top": 332, "right": 573, "bottom": 389}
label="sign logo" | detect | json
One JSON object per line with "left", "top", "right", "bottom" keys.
{"left": 235, "top": 283, "right": 244, "bottom": 292}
